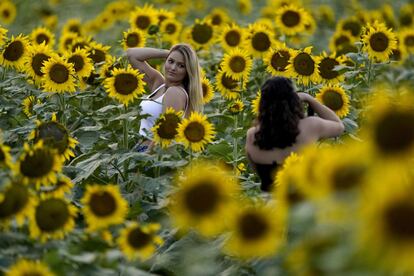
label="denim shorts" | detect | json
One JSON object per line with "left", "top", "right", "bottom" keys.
{"left": 135, "top": 144, "right": 149, "bottom": 152}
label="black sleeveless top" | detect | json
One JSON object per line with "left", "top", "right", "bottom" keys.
{"left": 247, "top": 152, "right": 280, "bottom": 192}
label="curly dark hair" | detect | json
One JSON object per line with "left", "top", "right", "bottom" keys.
{"left": 254, "top": 77, "right": 304, "bottom": 150}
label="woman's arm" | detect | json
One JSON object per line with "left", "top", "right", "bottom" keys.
{"left": 298, "top": 92, "right": 345, "bottom": 138}
{"left": 126, "top": 47, "right": 169, "bottom": 90}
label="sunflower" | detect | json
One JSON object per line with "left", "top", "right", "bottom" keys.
{"left": 215, "top": 70, "right": 244, "bottom": 100}
{"left": 29, "top": 195, "right": 76, "bottom": 242}
{"left": 237, "top": 0, "right": 252, "bottom": 15}
{"left": 218, "top": 23, "right": 245, "bottom": 52}
{"left": 228, "top": 99, "right": 244, "bottom": 114}
{"left": 0, "top": 182, "right": 34, "bottom": 227}
{"left": 338, "top": 17, "right": 363, "bottom": 38}
{"left": 0, "top": 35, "right": 30, "bottom": 71}
{"left": 5, "top": 259, "right": 55, "bottom": 276}
{"left": 87, "top": 41, "right": 110, "bottom": 65}
{"left": 64, "top": 48, "right": 94, "bottom": 79}
{"left": 169, "top": 161, "right": 239, "bottom": 237}
{"left": 0, "top": 1, "right": 16, "bottom": 25}
{"left": 358, "top": 170, "right": 414, "bottom": 272}
{"left": 224, "top": 202, "right": 286, "bottom": 259}
{"left": 286, "top": 47, "right": 320, "bottom": 86}
{"left": 329, "top": 30, "right": 356, "bottom": 53}
{"left": 187, "top": 19, "right": 215, "bottom": 49}
{"left": 30, "top": 27, "right": 55, "bottom": 48}
{"left": 0, "top": 142, "right": 13, "bottom": 169}
{"left": 362, "top": 21, "right": 397, "bottom": 62}
{"left": 151, "top": 107, "right": 183, "bottom": 148}
{"left": 122, "top": 28, "right": 146, "bottom": 50}
{"left": 263, "top": 43, "right": 293, "bottom": 77}
{"left": 398, "top": 4, "right": 414, "bottom": 28}
{"left": 99, "top": 55, "right": 122, "bottom": 78}
{"left": 42, "top": 14, "right": 58, "bottom": 31}
{"left": 41, "top": 55, "right": 76, "bottom": 93}
{"left": 118, "top": 222, "right": 163, "bottom": 260}
{"left": 251, "top": 91, "right": 260, "bottom": 116}
{"left": 275, "top": 4, "right": 310, "bottom": 36}
{"left": 0, "top": 25, "right": 7, "bottom": 45}
{"left": 104, "top": 66, "right": 145, "bottom": 106}
{"left": 81, "top": 184, "right": 128, "bottom": 232}
{"left": 363, "top": 92, "right": 414, "bottom": 161}
{"left": 23, "top": 43, "right": 57, "bottom": 86}
{"left": 316, "top": 52, "right": 346, "bottom": 84}
{"left": 16, "top": 141, "right": 62, "bottom": 187}
{"left": 176, "top": 112, "right": 215, "bottom": 152}
{"left": 58, "top": 32, "right": 79, "bottom": 53}
{"left": 205, "top": 7, "right": 230, "bottom": 27}
{"left": 129, "top": 5, "right": 157, "bottom": 32}
{"left": 159, "top": 18, "right": 182, "bottom": 44}
{"left": 201, "top": 76, "right": 214, "bottom": 104}
{"left": 40, "top": 174, "right": 73, "bottom": 198}
{"left": 399, "top": 28, "right": 414, "bottom": 54}
{"left": 29, "top": 114, "right": 78, "bottom": 162}
{"left": 22, "top": 95, "right": 41, "bottom": 117}
{"left": 274, "top": 152, "right": 307, "bottom": 207}
{"left": 244, "top": 23, "right": 275, "bottom": 57}
{"left": 316, "top": 85, "right": 350, "bottom": 118}
{"left": 69, "top": 36, "right": 93, "bottom": 52}
{"left": 62, "top": 18, "right": 84, "bottom": 36}
{"left": 220, "top": 47, "right": 252, "bottom": 81}
{"left": 156, "top": 8, "right": 175, "bottom": 25}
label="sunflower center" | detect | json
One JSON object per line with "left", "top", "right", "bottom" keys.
{"left": 0, "top": 184, "right": 29, "bottom": 219}
{"left": 332, "top": 164, "right": 366, "bottom": 191}
{"left": 49, "top": 64, "right": 69, "bottom": 84}
{"left": 281, "top": 10, "right": 300, "bottom": 27}
{"left": 342, "top": 21, "right": 361, "bottom": 36}
{"left": 239, "top": 212, "right": 268, "bottom": 241}
{"left": 374, "top": 110, "right": 414, "bottom": 155}
{"left": 211, "top": 15, "right": 222, "bottom": 25}
{"left": 3, "top": 41, "right": 24, "bottom": 62}
{"left": 385, "top": 201, "right": 414, "bottom": 241}
{"left": 89, "top": 191, "right": 117, "bottom": 217}
{"left": 157, "top": 114, "right": 180, "bottom": 139}
{"left": 271, "top": 50, "right": 290, "bottom": 71}
{"left": 184, "top": 181, "right": 220, "bottom": 215}
{"left": 225, "top": 30, "right": 241, "bottom": 47}
{"left": 72, "top": 42, "right": 88, "bottom": 52}
{"left": 35, "top": 198, "right": 70, "bottom": 232}
{"left": 114, "top": 73, "right": 139, "bottom": 95}
{"left": 404, "top": 35, "right": 414, "bottom": 47}
{"left": 321, "top": 90, "right": 344, "bottom": 111}
{"left": 390, "top": 49, "right": 401, "bottom": 61}
{"left": 20, "top": 148, "right": 55, "bottom": 178}
{"left": 252, "top": 32, "right": 271, "bottom": 52}
{"left": 35, "top": 33, "right": 50, "bottom": 45}
{"left": 221, "top": 74, "right": 238, "bottom": 90}
{"left": 126, "top": 33, "right": 140, "bottom": 47}
{"left": 319, "top": 58, "right": 339, "bottom": 79}
{"left": 64, "top": 38, "right": 74, "bottom": 50}
{"left": 335, "top": 35, "right": 350, "bottom": 47}
{"left": 32, "top": 53, "right": 50, "bottom": 76}
{"left": 68, "top": 54, "right": 85, "bottom": 72}
{"left": 287, "top": 184, "right": 304, "bottom": 205}
{"left": 369, "top": 32, "right": 389, "bottom": 52}
{"left": 202, "top": 83, "right": 208, "bottom": 97}
{"left": 89, "top": 49, "right": 106, "bottom": 64}
{"left": 191, "top": 23, "right": 213, "bottom": 45}
{"left": 165, "top": 23, "right": 177, "bottom": 34}
{"left": 135, "top": 15, "right": 151, "bottom": 30}
{"left": 184, "top": 122, "right": 205, "bottom": 142}
{"left": 36, "top": 122, "right": 69, "bottom": 154}
{"left": 399, "top": 14, "right": 413, "bottom": 27}
{"left": 69, "top": 25, "right": 81, "bottom": 35}
{"left": 229, "top": 56, "right": 246, "bottom": 73}
{"left": 127, "top": 227, "right": 152, "bottom": 249}
{"left": 293, "top": 52, "right": 315, "bottom": 76}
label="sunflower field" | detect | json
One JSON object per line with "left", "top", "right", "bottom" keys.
{"left": 1, "top": 0, "right": 414, "bottom": 275}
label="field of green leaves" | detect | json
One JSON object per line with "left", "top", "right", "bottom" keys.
{"left": 1, "top": 0, "right": 414, "bottom": 275}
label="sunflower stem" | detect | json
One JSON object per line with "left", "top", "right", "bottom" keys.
{"left": 57, "top": 93, "right": 66, "bottom": 126}
{"left": 233, "top": 114, "right": 238, "bottom": 171}
{"left": 367, "top": 58, "right": 373, "bottom": 86}
{"left": 123, "top": 105, "right": 129, "bottom": 179}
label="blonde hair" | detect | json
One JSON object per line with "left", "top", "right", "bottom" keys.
{"left": 168, "top": 43, "right": 203, "bottom": 116}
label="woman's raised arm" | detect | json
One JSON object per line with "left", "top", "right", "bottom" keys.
{"left": 126, "top": 47, "right": 169, "bottom": 90}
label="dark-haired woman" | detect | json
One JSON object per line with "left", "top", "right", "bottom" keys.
{"left": 245, "top": 77, "right": 344, "bottom": 192}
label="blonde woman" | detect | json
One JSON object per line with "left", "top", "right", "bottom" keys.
{"left": 126, "top": 44, "right": 203, "bottom": 151}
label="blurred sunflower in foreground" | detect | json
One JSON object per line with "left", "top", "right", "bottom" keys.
{"left": 0, "top": 181, "right": 34, "bottom": 227}
{"left": 5, "top": 259, "right": 55, "bottom": 276}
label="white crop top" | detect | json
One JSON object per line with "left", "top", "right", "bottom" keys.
{"left": 139, "top": 83, "right": 188, "bottom": 137}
